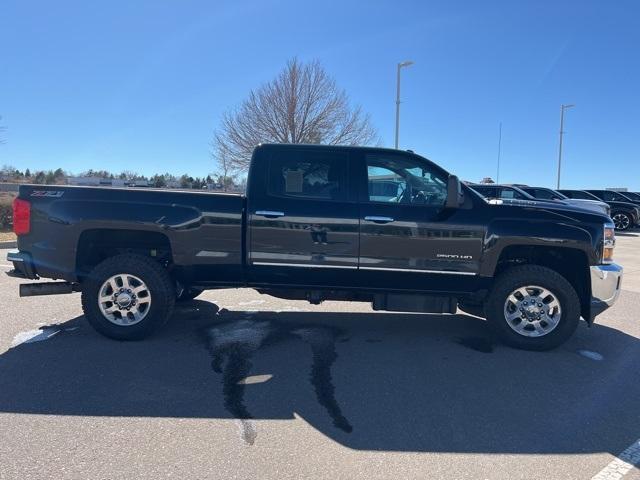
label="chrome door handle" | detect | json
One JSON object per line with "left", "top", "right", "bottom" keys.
{"left": 255, "top": 210, "right": 285, "bottom": 218}
{"left": 364, "top": 215, "right": 394, "bottom": 223}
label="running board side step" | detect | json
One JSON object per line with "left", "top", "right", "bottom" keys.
{"left": 19, "top": 282, "right": 80, "bottom": 297}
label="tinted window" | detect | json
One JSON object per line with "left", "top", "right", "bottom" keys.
{"left": 471, "top": 186, "right": 497, "bottom": 198}
{"left": 366, "top": 154, "right": 447, "bottom": 206}
{"left": 499, "top": 187, "right": 527, "bottom": 199}
{"left": 598, "top": 191, "right": 622, "bottom": 202}
{"left": 624, "top": 192, "right": 640, "bottom": 201}
{"left": 268, "top": 150, "right": 347, "bottom": 201}
{"left": 562, "top": 190, "right": 597, "bottom": 200}
{"left": 609, "top": 192, "right": 633, "bottom": 202}
{"left": 524, "top": 188, "right": 557, "bottom": 200}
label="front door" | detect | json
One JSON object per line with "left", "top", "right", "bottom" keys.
{"left": 357, "top": 151, "right": 484, "bottom": 292}
{"left": 247, "top": 146, "right": 360, "bottom": 288}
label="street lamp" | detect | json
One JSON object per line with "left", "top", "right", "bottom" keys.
{"left": 395, "top": 60, "right": 414, "bottom": 149}
{"left": 556, "top": 103, "right": 575, "bottom": 189}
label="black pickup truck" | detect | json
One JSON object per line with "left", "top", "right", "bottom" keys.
{"left": 7, "top": 144, "right": 623, "bottom": 350}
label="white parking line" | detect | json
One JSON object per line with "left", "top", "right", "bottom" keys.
{"left": 592, "top": 439, "right": 640, "bottom": 479}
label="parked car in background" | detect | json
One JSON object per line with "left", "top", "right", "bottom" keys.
{"left": 468, "top": 184, "right": 538, "bottom": 202}
{"left": 586, "top": 190, "right": 640, "bottom": 208}
{"left": 471, "top": 184, "right": 610, "bottom": 217}
{"left": 516, "top": 186, "right": 610, "bottom": 216}
{"left": 560, "top": 189, "right": 640, "bottom": 231}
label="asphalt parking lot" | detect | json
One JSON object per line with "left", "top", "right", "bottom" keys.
{"left": 0, "top": 235, "right": 639, "bottom": 480}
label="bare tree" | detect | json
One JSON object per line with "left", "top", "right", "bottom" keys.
{"left": 212, "top": 142, "right": 236, "bottom": 192}
{"left": 214, "top": 58, "right": 378, "bottom": 172}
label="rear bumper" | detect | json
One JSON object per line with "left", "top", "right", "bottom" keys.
{"left": 6, "top": 250, "right": 38, "bottom": 279}
{"left": 590, "top": 263, "right": 623, "bottom": 320}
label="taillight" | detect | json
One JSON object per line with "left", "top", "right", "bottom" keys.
{"left": 13, "top": 198, "right": 31, "bottom": 235}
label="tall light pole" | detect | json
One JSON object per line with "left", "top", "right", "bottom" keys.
{"left": 395, "top": 60, "right": 414, "bottom": 149}
{"left": 496, "top": 122, "right": 502, "bottom": 183}
{"left": 556, "top": 103, "right": 575, "bottom": 189}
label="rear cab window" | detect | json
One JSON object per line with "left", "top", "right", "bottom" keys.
{"left": 268, "top": 150, "right": 348, "bottom": 202}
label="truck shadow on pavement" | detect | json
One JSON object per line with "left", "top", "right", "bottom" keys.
{"left": 0, "top": 293, "right": 639, "bottom": 455}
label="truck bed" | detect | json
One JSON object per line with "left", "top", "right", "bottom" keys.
{"left": 15, "top": 184, "right": 246, "bottom": 285}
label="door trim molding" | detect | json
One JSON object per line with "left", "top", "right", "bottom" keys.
{"left": 359, "top": 266, "right": 476, "bottom": 275}
{"left": 251, "top": 262, "right": 475, "bottom": 275}
{"left": 252, "top": 261, "right": 358, "bottom": 270}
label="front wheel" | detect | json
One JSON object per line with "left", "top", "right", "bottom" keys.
{"left": 485, "top": 265, "right": 580, "bottom": 351}
{"left": 612, "top": 212, "right": 632, "bottom": 231}
{"left": 81, "top": 254, "right": 175, "bottom": 340}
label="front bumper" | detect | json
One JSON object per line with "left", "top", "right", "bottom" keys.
{"left": 6, "top": 250, "right": 38, "bottom": 279}
{"left": 590, "top": 263, "right": 623, "bottom": 320}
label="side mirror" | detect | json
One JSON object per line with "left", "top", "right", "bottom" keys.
{"left": 445, "top": 175, "right": 465, "bottom": 208}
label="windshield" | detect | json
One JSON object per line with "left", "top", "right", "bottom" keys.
{"left": 624, "top": 192, "right": 640, "bottom": 201}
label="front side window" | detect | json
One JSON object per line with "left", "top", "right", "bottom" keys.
{"left": 525, "top": 188, "right": 556, "bottom": 200}
{"left": 366, "top": 154, "right": 447, "bottom": 206}
{"left": 499, "top": 188, "right": 527, "bottom": 200}
{"left": 268, "top": 151, "right": 347, "bottom": 201}
{"left": 599, "top": 191, "right": 618, "bottom": 201}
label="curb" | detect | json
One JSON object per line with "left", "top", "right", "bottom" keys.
{"left": 0, "top": 241, "right": 17, "bottom": 249}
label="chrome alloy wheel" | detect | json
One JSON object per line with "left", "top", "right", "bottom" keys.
{"left": 503, "top": 285, "right": 562, "bottom": 337}
{"left": 612, "top": 213, "right": 630, "bottom": 230}
{"left": 98, "top": 274, "right": 152, "bottom": 326}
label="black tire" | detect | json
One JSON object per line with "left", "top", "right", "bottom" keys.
{"left": 176, "top": 287, "right": 204, "bottom": 302}
{"left": 81, "top": 254, "right": 175, "bottom": 340}
{"left": 485, "top": 265, "right": 580, "bottom": 351}
{"left": 611, "top": 211, "right": 632, "bottom": 231}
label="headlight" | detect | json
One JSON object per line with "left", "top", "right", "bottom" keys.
{"left": 603, "top": 223, "right": 615, "bottom": 264}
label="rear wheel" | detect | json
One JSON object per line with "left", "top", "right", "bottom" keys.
{"left": 81, "top": 254, "right": 175, "bottom": 340}
{"left": 612, "top": 211, "right": 632, "bottom": 231}
{"left": 485, "top": 265, "right": 580, "bottom": 350}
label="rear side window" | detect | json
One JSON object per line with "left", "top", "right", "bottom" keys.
{"left": 499, "top": 188, "right": 520, "bottom": 199}
{"left": 268, "top": 150, "right": 348, "bottom": 201}
{"left": 525, "top": 188, "right": 556, "bottom": 200}
{"left": 563, "top": 190, "right": 592, "bottom": 200}
{"left": 472, "top": 186, "right": 497, "bottom": 198}
{"left": 610, "top": 192, "right": 631, "bottom": 202}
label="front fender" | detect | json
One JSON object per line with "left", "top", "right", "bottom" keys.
{"left": 478, "top": 218, "right": 598, "bottom": 277}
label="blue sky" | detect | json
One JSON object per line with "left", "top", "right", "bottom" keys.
{"left": 1, "top": 0, "right": 639, "bottom": 189}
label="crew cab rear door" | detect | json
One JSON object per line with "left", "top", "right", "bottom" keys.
{"left": 246, "top": 145, "right": 360, "bottom": 287}
{"left": 356, "top": 150, "right": 484, "bottom": 291}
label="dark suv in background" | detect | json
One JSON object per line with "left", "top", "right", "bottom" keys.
{"left": 471, "top": 184, "right": 610, "bottom": 217}
{"left": 560, "top": 189, "right": 640, "bottom": 231}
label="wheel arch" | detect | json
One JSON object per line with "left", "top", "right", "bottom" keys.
{"left": 76, "top": 229, "right": 173, "bottom": 280}
{"left": 494, "top": 245, "right": 591, "bottom": 322}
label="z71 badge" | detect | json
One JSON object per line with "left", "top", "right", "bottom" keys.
{"left": 30, "top": 191, "right": 64, "bottom": 198}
